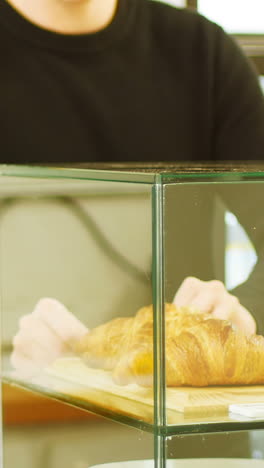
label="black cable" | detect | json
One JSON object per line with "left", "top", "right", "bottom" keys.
{"left": 59, "top": 196, "right": 150, "bottom": 285}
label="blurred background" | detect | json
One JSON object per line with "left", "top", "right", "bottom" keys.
{"left": 159, "top": 0, "right": 264, "bottom": 92}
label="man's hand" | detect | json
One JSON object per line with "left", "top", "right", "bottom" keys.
{"left": 11, "top": 298, "right": 88, "bottom": 374}
{"left": 173, "top": 277, "right": 256, "bottom": 336}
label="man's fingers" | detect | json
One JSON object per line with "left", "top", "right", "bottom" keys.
{"left": 32, "top": 298, "right": 88, "bottom": 344}
{"left": 173, "top": 277, "right": 203, "bottom": 306}
{"left": 211, "top": 295, "right": 239, "bottom": 320}
{"left": 212, "top": 303, "right": 233, "bottom": 322}
{"left": 173, "top": 277, "right": 257, "bottom": 336}
{"left": 13, "top": 316, "right": 70, "bottom": 355}
{"left": 174, "top": 277, "right": 227, "bottom": 312}
{"left": 11, "top": 298, "right": 89, "bottom": 374}
{"left": 212, "top": 301, "right": 257, "bottom": 336}
{"left": 10, "top": 351, "right": 39, "bottom": 374}
{"left": 189, "top": 291, "right": 218, "bottom": 314}
{"left": 11, "top": 338, "right": 55, "bottom": 366}
{"left": 232, "top": 304, "right": 257, "bottom": 336}
{"left": 238, "top": 305, "right": 257, "bottom": 335}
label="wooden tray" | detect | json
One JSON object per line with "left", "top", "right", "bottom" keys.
{"left": 45, "top": 358, "right": 264, "bottom": 416}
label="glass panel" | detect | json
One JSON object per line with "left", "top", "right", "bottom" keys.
{"left": 198, "top": 0, "right": 264, "bottom": 34}
{"left": 1, "top": 175, "right": 154, "bottom": 429}
{"left": 2, "top": 165, "right": 264, "bottom": 443}
{"left": 166, "top": 430, "right": 263, "bottom": 464}
{"left": 3, "top": 417, "right": 153, "bottom": 468}
{"left": 164, "top": 181, "right": 264, "bottom": 432}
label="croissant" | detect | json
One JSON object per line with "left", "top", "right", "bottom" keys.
{"left": 74, "top": 304, "right": 264, "bottom": 387}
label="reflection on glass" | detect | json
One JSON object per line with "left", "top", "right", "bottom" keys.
{"left": 225, "top": 211, "right": 257, "bottom": 290}
{"left": 153, "top": 0, "right": 186, "bottom": 8}
{"left": 251, "top": 430, "right": 264, "bottom": 460}
{"left": 260, "top": 77, "right": 264, "bottom": 93}
{"left": 198, "top": 0, "right": 264, "bottom": 33}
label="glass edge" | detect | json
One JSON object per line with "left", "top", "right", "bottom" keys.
{"left": 0, "top": 165, "right": 156, "bottom": 184}
{"left": 164, "top": 420, "right": 264, "bottom": 436}
{"left": 152, "top": 176, "right": 166, "bottom": 432}
{"left": 3, "top": 377, "right": 264, "bottom": 437}
{"left": 3, "top": 166, "right": 264, "bottom": 185}
{"left": 161, "top": 171, "right": 264, "bottom": 183}
{"left": 1, "top": 377, "right": 154, "bottom": 433}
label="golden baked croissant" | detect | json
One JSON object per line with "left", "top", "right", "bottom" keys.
{"left": 74, "top": 304, "right": 264, "bottom": 387}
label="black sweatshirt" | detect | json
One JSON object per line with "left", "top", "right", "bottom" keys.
{"left": 1, "top": 0, "right": 264, "bottom": 335}
{"left": 0, "top": 0, "right": 264, "bottom": 164}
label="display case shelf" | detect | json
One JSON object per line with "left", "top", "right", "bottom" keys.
{"left": 3, "top": 359, "right": 264, "bottom": 436}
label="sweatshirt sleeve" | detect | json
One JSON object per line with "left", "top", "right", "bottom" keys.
{"left": 212, "top": 25, "right": 264, "bottom": 161}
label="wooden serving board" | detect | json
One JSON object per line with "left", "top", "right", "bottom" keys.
{"left": 45, "top": 357, "right": 264, "bottom": 416}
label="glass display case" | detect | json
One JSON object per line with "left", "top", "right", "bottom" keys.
{"left": 1, "top": 163, "right": 264, "bottom": 468}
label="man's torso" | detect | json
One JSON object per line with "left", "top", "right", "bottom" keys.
{"left": 0, "top": 0, "right": 217, "bottom": 163}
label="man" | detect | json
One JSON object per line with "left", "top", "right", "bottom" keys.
{"left": 5, "top": 0, "right": 263, "bottom": 336}
{"left": 1, "top": 0, "right": 264, "bottom": 164}
{"left": 4, "top": 0, "right": 264, "bottom": 458}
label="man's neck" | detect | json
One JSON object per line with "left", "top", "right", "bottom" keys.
{"left": 5, "top": 0, "right": 118, "bottom": 34}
